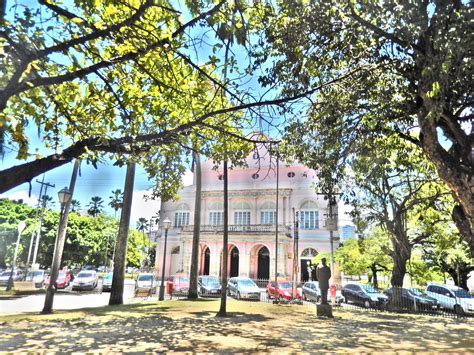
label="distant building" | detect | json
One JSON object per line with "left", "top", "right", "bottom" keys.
{"left": 340, "top": 225, "right": 356, "bottom": 241}
{"left": 158, "top": 144, "right": 339, "bottom": 282}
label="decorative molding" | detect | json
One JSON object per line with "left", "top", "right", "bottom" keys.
{"left": 202, "top": 188, "right": 292, "bottom": 198}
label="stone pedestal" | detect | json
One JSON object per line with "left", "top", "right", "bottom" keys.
{"left": 316, "top": 303, "right": 333, "bottom": 318}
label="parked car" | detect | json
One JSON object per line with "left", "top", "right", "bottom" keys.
{"left": 302, "top": 281, "right": 321, "bottom": 302}
{"left": 267, "top": 279, "right": 302, "bottom": 301}
{"left": 425, "top": 283, "right": 474, "bottom": 315}
{"left": 72, "top": 270, "right": 98, "bottom": 291}
{"left": 341, "top": 283, "right": 388, "bottom": 309}
{"left": 102, "top": 272, "right": 113, "bottom": 292}
{"left": 170, "top": 274, "right": 190, "bottom": 295}
{"left": 44, "top": 270, "right": 73, "bottom": 289}
{"left": 0, "top": 270, "right": 23, "bottom": 286}
{"left": 198, "top": 275, "right": 221, "bottom": 297}
{"left": 228, "top": 277, "right": 261, "bottom": 300}
{"left": 135, "top": 273, "right": 155, "bottom": 295}
{"left": 385, "top": 287, "right": 438, "bottom": 311}
{"left": 25, "top": 270, "right": 48, "bottom": 288}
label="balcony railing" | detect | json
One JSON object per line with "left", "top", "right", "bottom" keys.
{"left": 180, "top": 224, "right": 291, "bottom": 234}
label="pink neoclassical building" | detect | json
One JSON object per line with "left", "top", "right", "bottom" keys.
{"left": 158, "top": 145, "right": 339, "bottom": 282}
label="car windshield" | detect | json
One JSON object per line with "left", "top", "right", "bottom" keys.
{"left": 360, "top": 284, "right": 377, "bottom": 293}
{"left": 78, "top": 272, "right": 93, "bottom": 278}
{"left": 138, "top": 275, "right": 153, "bottom": 281}
{"left": 27, "top": 271, "right": 43, "bottom": 277}
{"left": 238, "top": 279, "right": 256, "bottom": 287}
{"left": 58, "top": 272, "right": 66, "bottom": 278}
{"left": 0, "top": 271, "right": 11, "bottom": 276}
{"left": 454, "top": 289, "right": 473, "bottom": 298}
{"left": 104, "top": 273, "right": 113, "bottom": 280}
{"left": 201, "top": 277, "right": 219, "bottom": 286}
{"left": 408, "top": 288, "right": 424, "bottom": 296}
{"left": 278, "top": 282, "right": 292, "bottom": 289}
{"left": 176, "top": 277, "right": 189, "bottom": 284}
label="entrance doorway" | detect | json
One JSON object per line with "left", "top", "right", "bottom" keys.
{"left": 230, "top": 246, "right": 239, "bottom": 277}
{"left": 257, "top": 246, "right": 270, "bottom": 279}
{"left": 301, "top": 248, "right": 318, "bottom": 282}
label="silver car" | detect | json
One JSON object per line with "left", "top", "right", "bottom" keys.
{"left": 227, "top": 277, "right": 261, "bottom": 300}
{"left": 72, "top": 271, "right": 98, "bottom": 291}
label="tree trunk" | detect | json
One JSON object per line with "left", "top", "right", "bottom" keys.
{"left": 217, "top": 160, "right": 228, "bottom": 317}
{"left": 370, "top": 263, "right": 379, "bottom": 289}
{"left": 109, "top": 161, "right": 135, "bottom": 305}
{"left": 188, "top": 151, "right": 201, "bottom": 299}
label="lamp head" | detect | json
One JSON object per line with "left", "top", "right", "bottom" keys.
{"left": 163, "top": 217, "right": 171, "bottom": 231}
{"left": 57, "top": 187, "right": 72, "bottom": 205}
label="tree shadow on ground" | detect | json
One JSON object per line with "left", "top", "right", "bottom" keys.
{"left": 0, "top": 302, "right": 473, "bottom": 352}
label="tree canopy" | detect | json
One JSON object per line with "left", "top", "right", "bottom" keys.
{"left": 260, "top": 0, "right": 473, "bottom": 254}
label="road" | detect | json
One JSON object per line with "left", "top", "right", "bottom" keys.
{"left": 0, "top": 281, "right": 137, "bottom": 315}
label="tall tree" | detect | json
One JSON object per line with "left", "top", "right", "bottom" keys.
{"left": 260, "top": 0, "right": 473, "bottom": 254}
{"left": 188, "top": 151, "right": 202, "bottom": 299}
{"left": 109, "top": 161, "right": 135, "bottom": 305}
{"left": 136, "top": 217, "right": 149, "bottom": 268}
{"left": 87, "top": 196, "right": 104, "bottom": 217}
{"left": 108, "top": 189, "right": 123, "bottom": 219}
{"left": 0, "top": 0, "right": 304, "bottom": 197}
{"left": 70, "top": 199, "right": 81, "bottom": 214}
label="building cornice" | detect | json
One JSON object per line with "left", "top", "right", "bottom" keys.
{"left": 202, "top": 188, "right": 292, "bottom": 198}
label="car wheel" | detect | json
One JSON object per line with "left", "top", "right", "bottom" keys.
{"left": 364, "top": 300, "right": 371, "bottom": 308}
{"left": 237, "top": 291, "right": 241, "bottom": 300}
{"left": 454, "top": 305, "right": 464, "bottom": 316}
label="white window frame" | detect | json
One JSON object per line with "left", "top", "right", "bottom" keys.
{"left": 209, "top": 211, "right": 224, "bottom": 225}
{"left": 174, "top": 211, "right": 190, "bottom": 227}
{"left": 234, "top": 210, "right": 251, "bottom": 225}
{"left": 300, "top": 210, "right": 318, "bottom": 230}
{"left": 260, "top": 210, "right": 276, "bottom": 225}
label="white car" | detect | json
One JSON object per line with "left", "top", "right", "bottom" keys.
{"left": 25, "top": 270, "right": 48, "bottom": 288}
{"left": 72, "top": 270, "right": 98, "bottom": 291}
{"left": 0, "top": 270, "right": 23, "bottom": 286}
{"left": 135, "top": 273, "right": 155, "bottom": 294}
{"left": 425, "top": 283, "right": 474, "bottom": 315}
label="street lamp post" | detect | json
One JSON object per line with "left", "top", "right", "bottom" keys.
{"left": 42, "top": 186, "right": 73, "bottom": 314}
{"left": 158, "top": 217, "right": 171, "bottom": 301}
{"left": 6, "top": 221, "right": 26, "bottom": 291}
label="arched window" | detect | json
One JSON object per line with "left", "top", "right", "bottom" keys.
{"left": 299, "top": 200, "right": 319, "bottom": 230}
{"left": 260, "top": 201, "right": 276, "bottom": 225}
{"left": 233, "top": 201, "right": 251, "bottom": 225}
{"left": 208, "top": 201, "right": 224, "bottom": 225}
{"left": 174, "top": 203, "right": 190, "bottom": 227}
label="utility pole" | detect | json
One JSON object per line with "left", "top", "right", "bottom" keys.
{"left": 31, "top": 178, "right": 55, "bottom": 266}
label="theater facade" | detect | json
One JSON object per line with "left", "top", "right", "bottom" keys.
{"left": 157, "top": 146, "right": 339, "bottom": 282}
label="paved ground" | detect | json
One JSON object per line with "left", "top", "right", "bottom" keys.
{"left": 0, "top": 281, "right": 136, "bottom": 315}
{"left": 0, "top": 299, "right": 473, "bottom": 352}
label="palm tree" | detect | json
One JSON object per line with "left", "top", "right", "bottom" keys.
{"left": 87, "top": 196, "right": 104, "bottom": 217}
{"left": 188, "top": 151, "right": 201, "bottom": 299}
{"left": 41, "top": 195, "right": 54, "bottom": 209}
{"left": 109, "top": 161, "right": 135, "bottom": 305}
{"left": 71, "top": 199, "right": 81, "bottom": 213}
{"left": 137, "top": 217, "right": 149, "bottom": 268}
{"left": 108, "top": 189, "right": 123, "bottom": 219}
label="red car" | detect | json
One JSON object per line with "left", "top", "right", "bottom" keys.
{"left": 45, "top": 270, "right": 73, "bottom": 289}
{"left": 170, "top": 274, "right": 189, "bottom": 295}
{"left": 266, "top": 279, "right": 302, "bottom": 301}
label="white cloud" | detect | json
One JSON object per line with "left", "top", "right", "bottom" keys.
{"left": 129, "top": 190, "right": 161, "bottom": 228}
{"left": 0, "top": 191, "right": 39, "bottom": 207}
{"left": 183, "top": 169, "right": 193, "bottom": 186}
